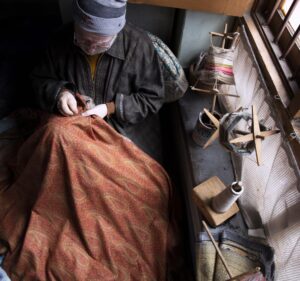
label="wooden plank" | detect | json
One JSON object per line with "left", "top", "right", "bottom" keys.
{"left": 230, "top": 134, "right": 253, "bottom": 143}
{"left": 128, "top": 0, "right": 254, "bottom": 16}
{"left": 230, "top": 130, "right": 280, "bottom": 144}
{"left": 192, "top": 176, "right": 239, "bottom": 227}
{"left": 224, "top": 0, "right": 254, "bottom": 17}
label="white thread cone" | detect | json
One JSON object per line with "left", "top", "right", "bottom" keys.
{"left": 211, "top": 181, "right": 244, "bottom": 213}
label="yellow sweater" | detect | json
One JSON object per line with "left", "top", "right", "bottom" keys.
{"left": 86, "top": 54, "right": 115, "bottom": 115}
{"left": 87, "top": 54, "right": 103, "bottom": 80}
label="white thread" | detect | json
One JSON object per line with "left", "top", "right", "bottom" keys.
{"left": 211, "top": 181, "right": 244, "bottom": 213}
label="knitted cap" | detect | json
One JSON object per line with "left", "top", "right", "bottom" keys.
{"left": 73, "top": 0, "right": 127, "bottom": 36}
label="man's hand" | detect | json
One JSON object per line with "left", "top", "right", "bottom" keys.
{"left": 57, "top": 90, "right": 78, "bottom": 116}
{"left": 82, "top": 104, "right": 108, "bottom": 118}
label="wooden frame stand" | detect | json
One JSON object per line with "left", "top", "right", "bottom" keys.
{"left": 192, "top": 176, "right": 239, "bottom": 227}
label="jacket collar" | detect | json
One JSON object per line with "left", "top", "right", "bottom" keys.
{"left": 106, "top": 28, "right": 125, "bottom": 60}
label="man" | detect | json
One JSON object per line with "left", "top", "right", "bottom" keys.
{"left": 0, "top": 2, "right": 184, "bottom": 280}
{"left": 31, "top": 0, "right": 165, "bottom": 160}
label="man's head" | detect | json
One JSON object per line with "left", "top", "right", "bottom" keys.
{"left": 73, "top": 0, "right": 127, "bottom": 55}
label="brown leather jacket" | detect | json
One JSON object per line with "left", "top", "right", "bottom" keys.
{"left": 31, "top": 22, "right": 164, "bottom": 125}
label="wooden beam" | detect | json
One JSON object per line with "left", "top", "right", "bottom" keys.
{"left": 128, "top": 0, "right": 254, "bottom": 16}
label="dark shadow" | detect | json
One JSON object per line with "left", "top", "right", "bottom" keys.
{"left": 0, "top": 0, "right": 62, "bottom": 118}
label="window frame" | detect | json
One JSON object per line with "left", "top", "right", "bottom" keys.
{"left": 251, "top": 0, "right": 299, "bottom": 102}
{"left": 240, "top": 0, "right": 300, "bottom": 167}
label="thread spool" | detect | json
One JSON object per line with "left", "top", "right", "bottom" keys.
{"left": 211, "top": 181, "right": 244, "bottom": 213}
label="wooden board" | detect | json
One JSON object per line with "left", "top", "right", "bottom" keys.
{"left": 192, "top": 176, "right": 239, "bottom": 227}
{"left": 128, "top": 0, "right": 254, "bottom": 16}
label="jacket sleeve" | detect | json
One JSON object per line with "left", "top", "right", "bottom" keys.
{"left": 114, "top": 39, "right": 164, "bottom": 125}
{"left": 30, "top": 43, "right": 76, "bottom": 113}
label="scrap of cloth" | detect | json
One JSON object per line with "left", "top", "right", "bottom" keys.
{"left": 0, "top": 113, "right": 174, "bottom": 281}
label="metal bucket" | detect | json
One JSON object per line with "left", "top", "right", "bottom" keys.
{"left": 192, "top": 110, "right": 221, "bottom": 147}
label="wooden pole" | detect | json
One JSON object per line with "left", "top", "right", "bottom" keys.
{"left": 202, "top": 220, "right": 233, "bottom": 279}
{"left": 211, "top": 94, "right": 217, "bottom": 114}
{"left": 211, "top": 80, "right": 218, "bottom": 113}
{"left": 190, "top": 86, "right": 240, "bottom": 97}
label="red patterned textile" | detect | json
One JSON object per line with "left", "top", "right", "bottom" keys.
{"left": 0, "top": 113, "right": 173, "bottom": 281}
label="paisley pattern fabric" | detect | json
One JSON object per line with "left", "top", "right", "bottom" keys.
{"left": 0, "top": 113, "right": 173, "bottom": 281}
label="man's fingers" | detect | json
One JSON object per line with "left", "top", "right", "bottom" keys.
{"left": 58, "top": 108, "right": 69, "bottom": 117}
{"left": 67, "top": 97, "right": 78, "bottom": 114}
{"left": 57, "top": 100, "right": 70, "bottom": 116}
{"left": 61, "top": 101, "right": 74, "bottom": 116}
{"left": 57, "top": 91, "right": 79, "bottom": 117}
